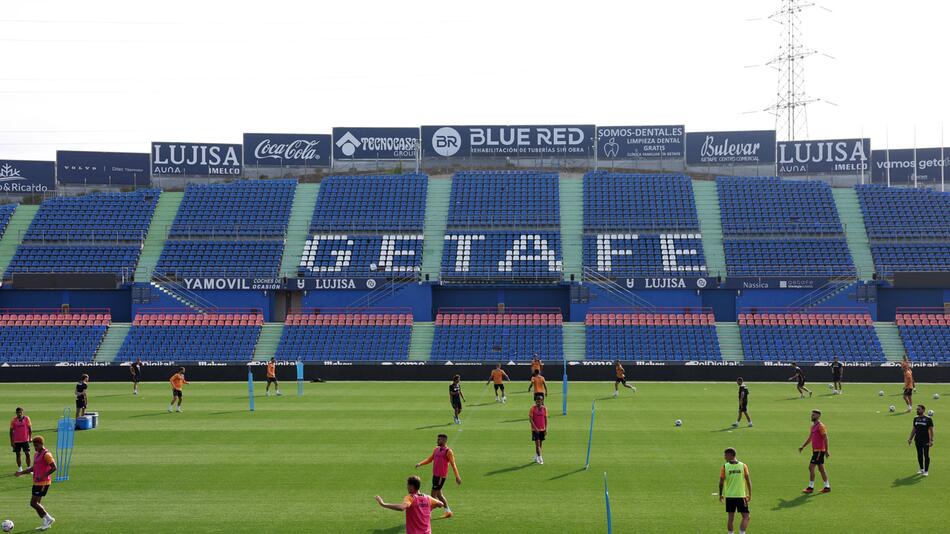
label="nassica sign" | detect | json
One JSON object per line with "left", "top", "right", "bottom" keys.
{"left": 57, "top": 150, "right": 150, "bottom": 185}
{"left": 777, "top": 138, "right": 870, "bottom": 175}
{"left": 0, "top": 160, "right": 55, "bottom": 193}
{"left": 872, "top": 148, "right": 949, "bottom": 185}
{"left": 243, "top": 133, "right": 331, "bottom": 167}
{"left": 332, "top": 127, "right": 418, "bottom": 160}
{"left": 686, "top": 130, "right": 776, "bottom": 165}
{"left": 151, "top": 142, "right": 242, "bottom": 176}
{"left": 422, "top": 125, "right": 595, "bottom": 158}
{"left": 596, "top": 125, "right": 684, "bottom": 160}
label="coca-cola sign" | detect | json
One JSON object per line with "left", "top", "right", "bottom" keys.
{"left": 243, "top": 133, "right": 331, "bottom": 167}
{"left": 686, "top": 130, "right": 776, "bottom": 165}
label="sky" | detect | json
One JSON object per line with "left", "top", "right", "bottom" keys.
{"left": 1, "top": 0, "right": 948, "bottom": 160}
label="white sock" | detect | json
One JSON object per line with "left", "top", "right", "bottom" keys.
{"left": 808, "top": 481, "right": 815, "bottom": 488}
{"left": 740, "top": 530, "right": 746, "bottom": 534}
{"left": 824, "top": 481, "right": 830, "bottom": 488}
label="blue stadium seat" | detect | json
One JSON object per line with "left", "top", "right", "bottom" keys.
{"left": 298, "top": 234, "right": 423, "bottom": 277}
{"left": 311, "top": 174, "right": 427, "bottom": 232}
{"left": 585, "top": 312, "right": 720, "bottom": 360}
{"left": 739, "top": 312, "right": 884, "bottom": 362}
{"left": 724, "top": 239, "right": 856, "bottom": 277}
{"left": 896, "top": 313, "right": 950, "bottom": 362}
{"left": 155, "top": 240, "right": 284, "bottom": 278}
{"left": 170, "top": 179, "right": 296, "bottom": 238}
{"left": 583, "top": 234, "right": 706, "bottom": 276}
{"left": 275, "top": 313, "right": 412, "bottom": 361}
{"left": 117, "top": 313, "right": 262, "bottom": 362}
{"left": 440, "top": 232, "right": 563, "bottom": 282}
{"left": 448, "top": 171, "right": 559, "bottom": 228}
{"left": 430, "top": 312, "right": 562, "bottom": 361}
{"left": 0, "top": 312, "right": 109, "bottom": 363}
{"left": 584, "top": 173, "right": 699, "bottom": 231}
{"left": 718, "top": 177, "right": 843, "bottom": 235}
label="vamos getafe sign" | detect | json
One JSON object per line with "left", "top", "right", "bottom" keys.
{"left": 57, "top": 150, "right": 150, "bottom": 185}
{"left": 422, "top": 125, "right": 595, "bottom": 158}
{"left": 686, "top": 130, "right": 776, "bottom": 165}
{"left": 872, "top": 148, "right": 949, "bottom": 185}
{"left": 596, "top": 125, "right": 685, "bottom": 160}
{"left": 243, "top": 133, "right": 331, "bottom": 167}
{"left": 777, "top": 138, "right": 870, "bottom": 175}
{"left": 151, "top": 142, "right": 242, "bottom": 176}
{"left": 332, "top": 127, "right": 419, "bottom": 160}
{"left": 0, "top": 160, "right": 55, "bottom": 193}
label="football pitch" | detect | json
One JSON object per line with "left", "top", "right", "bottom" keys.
{"left": 0, "top": 380, "right": 945, "bottom": 533}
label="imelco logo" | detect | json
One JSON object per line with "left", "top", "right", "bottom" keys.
{"left": 432, "top": 127, "right": 461, "bottom": 157}
{"left": 0, "top": 164, "right": 25, "bottom": 182}
{"left": 335, "top": 132, "right": 361, "bottom": 157}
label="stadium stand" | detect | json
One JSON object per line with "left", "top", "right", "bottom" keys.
{"left": 169, "top": 179, "right": 296, "bottom": 238}
{"left": 156, "top": 180, "right": 294, "bottom": 279}
{"left": 6, "top": 190, "right": 159, "bottom": 278}
{"left": 0, "top": 312, "right": 109, "bottom": 363}
{"left": 896, "top": 312, "right": 950, "bottom": 362}
{"left": 447, "top": 171, "right": 559, "bottom": 228}
{"left": 275, "top": 312, "right": 413, "bottom": 361}
{"left": 441, "top": 232, "right": 563, "bottom": 282}
{"left": 430, "top": 311, "right": 563, "bottom": 361}
{"left": 0, "top": 204, "right": 16, "bottom": 238}
{"left": 585, "top": 311, "right": 721, "bottom": 361}
{"left": 718, "top": 177, "right": 855, "bottom": 278}
{"left": 856, "top": 185, "right": 950, "bottom": 276}
{"left": 117, "top": 312, "right": 263, "bottom": 362}
{"left": 583, "top": 173, "right": 707, "bottom": 277}
{"left": 738, "top": 312, "right": 884, "bottom": 361}
{"left": 299, "top": 174, "right": 428, "bottom": 278}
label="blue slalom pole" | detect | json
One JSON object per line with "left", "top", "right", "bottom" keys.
{"left": 54, "top": 408, "right": 74, "bottom": 482}
{"left": 562, "top": 358, "right": 568, "bottom": 416}
{"left": 604, "top": 472, "right": 613, "bottom": 534}
{"left": 584, "top": 399, "right": 596, "bottom": 469}
{"left": 296, "top": 361, "right": 304, "bottom": 397}
{"left": 248, "top": 369, "right": 255, "bottom": 412}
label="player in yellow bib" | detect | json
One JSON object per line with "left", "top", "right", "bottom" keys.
{"left": 718, "top": 447, "right": 751, "bottom": 534}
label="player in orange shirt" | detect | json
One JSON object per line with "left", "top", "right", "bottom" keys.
{"left": 528, "top": 369, "right": 547, "bottom": 400}
{"left": 799, "top": 409, "right": 831, "bottom": 493}
{"left": 901, "top": 357, "right": 915, "bottom": 412}
{"left": 486, "top": 364, "right": 510, "bottom": 403}
{"left": 529, "top": 396, "right": 548, "bottom": 464}
{"left": 168, "top": 367, "right": 189, "bottom": 413}
{"left": 15, "top": 435, "right": 56, "bottom": 531}
{"left": 530, "top": 354, "right": 543, "bottom": 375}
{"left": 613, "top": 360, "right": 636, "bottom": 398}
{"left": 415, "top": 433, "right": 461, "bottom": 518}
{"left": 265, "top": 357, "right": 282, "bottom": 397}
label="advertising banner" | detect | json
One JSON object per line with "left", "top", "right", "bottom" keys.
{"left": 0, "top": 159, "right": 55, "bottom": 194}
{"left": 242, "top": 133, "right": 331, "bottom": 167}
{"left": 596, "top": 125, "right": 685, "bottom": 160}
{"left": 871, "top": 148, "right": 949, "bottom": 185}
{"left": 422, "top": 125, "right": 595, "bottom": 158}
{"left": 151, "top": 142, "right": 243, "bottom": 176}
{"left": 57, "top": 150, "right": 150, "bottom": 185}
{"left": 332, "top": 127, "right": 419, "bottom": 160}
{"left": 686, "top": 130, "right": 776, "bottom": 165}
{"left": 777, "top": 138, "right": 870, "bottom": 175}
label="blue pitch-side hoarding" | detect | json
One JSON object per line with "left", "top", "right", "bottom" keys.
{"left": 0, "top": 159, "right": 55, "bottom": 193}
{"left": 686, "top": 130, "right": 776, "bottom": 165}
{"left": 777, "top": 138, "right": 870, "bottom": 175}
{"left": 57, "top": 150, "right": 150, "bottom": 185}
{"left": 872, "top": 148, "right": 949, "bottom": 185}
{"left": 242, "top": 133, "right": 331, "bottom": 167}
{"left": 151, "top": 142, "right": 243, "bottom": 177}
{"left": 596, "top": 125, "right": 684, "bottom": 160}
{"left": 332, "top": 127, "right": 419, "bottom": 160}
{"left": 422, "top": 125, "right": 595, "bottom": 158}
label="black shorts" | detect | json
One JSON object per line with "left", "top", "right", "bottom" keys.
{"left": 12, "top": 442, "right": 29, "bottom": 454}
{"left": 132, "top": 374, "right": 141, "bottom": 384}
{"left": 173, "top": 389, "right": 183, "bottom": 399}
{"left": 76, "top": 397, "right": 87, "bottom": 409}
{"left": 739, "top": 402, "right": 748, "bottom": 412}
{"left": 532, "top": 430, "right": 546, "bottom": 442}
{"left": 451, "top": 397, "right": 462, "bottom": 410}
{"left": 797, "top": 380, "right": 806, "bottom": 388}
{"left": 725, "top": 497, "right": 749, "bottom": 514}
{"left": 431, "top": 476, "right": 446, "bottom": 491}
{"left": 615, "top": 377, "right": 627, "bottom": 385}
{"left": 493, "top": 384, "right": 505, "bottom": 393}
{"left": 31, "top": 484, "right": 49, "bottom": 497}
{"left": 267, "top": 377, "right": 278, "bottom": 384}
{"left": 533, "top": 392, "right": 545, "bottom": 401}
{"left": 832, "top": 373, "right": 842, "bottom": 382}
{"left": 904, "top": 388, "right": 914, "bottom": 397}
{"left": 810, "top": 451, "right": 826, "bottom": 465}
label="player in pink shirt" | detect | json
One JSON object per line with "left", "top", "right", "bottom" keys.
{"left": 798, "top": 409, "right": 831, "bottom": 494}
{"left": 415, "top": 433, "right": 461, "bottom": 519}
{"left": 375, "top": 475, "right": 444, "bottom": 534}
{"left": 10, "top": 407, "right": 32, "bottom": 472}
{"left": 530, "top": 396, "right": 548, "bottom": 464}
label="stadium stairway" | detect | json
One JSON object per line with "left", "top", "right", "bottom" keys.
{"left": 832, "top": 187, "right": 875, "bottom": 281}
{"left": 562, "top": 322, "right": 585, "bottom": 360}
{"left": 874, "top": 322, "right": 907, "bottom": 361}
{"left": 559, "top": 177, "right": 583, "bottom": 281}
{"left": 692, "top": 181, "right": 726, "bottom": 279}
{"left": 279, "top": 183, "right": 320, "bottom": 276}
{"left": 715, "top": 322, "right": 743, "bottom": 361}
{"left": 0, "top": 204, "right": 39, "bottom": 277}
{"left": 134, "top": 192, "right": 184, "bottom": 282}
{"left": 421, "top": 178, "right": 451, "bottom": 280}
{"left": 253, "top": 323, "right": 284, "bottom": 361}
{"left": 408, "top": 322, "right": 433, "bottom": 361}
{"left": 94, "top": 323, "right": 130, "bottom": 362}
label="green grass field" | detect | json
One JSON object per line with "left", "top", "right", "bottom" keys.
{"left": 0, "top": 380, "right": 945, "bottom": 533}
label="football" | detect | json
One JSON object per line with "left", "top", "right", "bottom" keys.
{"left": 934, "top": 393, "right": 941, "bottom": 400}
{"left": 828, "top": 383, "right": 834, "bottom": 389}
{"left": 2, "top": 519, "right": 14, "bottom": 532}
{"left": 888, "top": 405, "right": 896, "bottom": 412}
{"left": 674, "top": 419, "right": 683, "bottom": 427}
{"left": 928, "top": 410, "right": 935, "bottom": 417}
{"left": 879, "top": 390, "right": 885, "bottom": 396}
